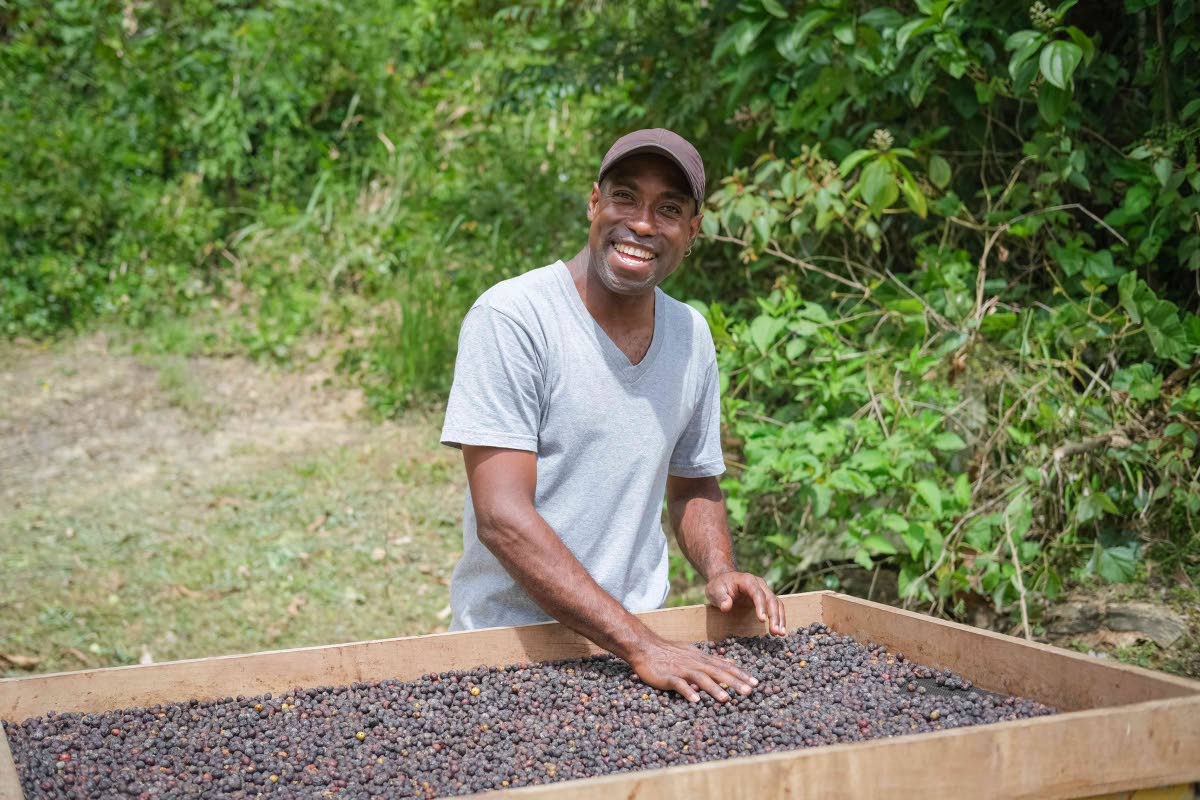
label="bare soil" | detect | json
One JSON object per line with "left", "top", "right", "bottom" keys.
{"left": 2, "top": 332, "right": 376, "bottom": 509}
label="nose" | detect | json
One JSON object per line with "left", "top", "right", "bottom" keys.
{"left": 626, "top": 203, "right": 657, "bottom": 237}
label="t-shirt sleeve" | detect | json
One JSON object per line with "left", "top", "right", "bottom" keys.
{"left": 440, "top": 305, "right": 543, "bottom": 452}
{"left": 668, "top": 358, "right": 726, "bottom": 478}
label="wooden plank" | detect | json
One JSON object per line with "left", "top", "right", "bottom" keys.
{"left": 459, "top": 695, "right": 1200, "bottom": 800}
{"left": 0, "top": 593, "right": 828, "bottom": 722}
{"left": 0, "top": 725, "right": 22, "bottom": 800}
{"left": 2, "top": 591, "right": 1198, "bottom": 799}
{"left": 1083, "top": 787, "right": 1197, "bottom": 800}
{"left": 822, "top": 593, "right": 1200, "bottom": 711}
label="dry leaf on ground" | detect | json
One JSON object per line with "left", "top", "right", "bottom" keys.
{"left": 1, "top": 653, "right": 42, "bottom": 669}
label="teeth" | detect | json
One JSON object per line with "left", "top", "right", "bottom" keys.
{"left": 614, "top": 243, "right": 654, "bottom": 260}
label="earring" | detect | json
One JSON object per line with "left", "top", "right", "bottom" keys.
{"left": 685, "top": 246, "right": 693, "bottom": 257}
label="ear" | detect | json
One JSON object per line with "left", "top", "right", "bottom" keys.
{"left": 688, "top": 211, "right": 703, "bottom": 243}
{"left": 587, "top": 182, "right": 601, "bottom": 221}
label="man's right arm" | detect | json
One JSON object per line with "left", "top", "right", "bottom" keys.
{"left": 463, "top": 444, "right": 759, "bottom": 703}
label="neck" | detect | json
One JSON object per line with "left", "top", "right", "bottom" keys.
{"left": 564, "top": 247, "right": 655, "bottom": 327}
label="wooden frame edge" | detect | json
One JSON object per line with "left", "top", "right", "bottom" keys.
{"left": 2, "top": 591, "right": 1197, "bottom": 800}
{"left": 0, "top": 725, "right": 20, "bottom": 800}
{"left": 0, "top": 593, "right": 833, "bottom": 722}
{"left": 461, "top": 695, "right": 1200, "bottom": 799}
{"left": 822, "top": 593, "right": 1200, "bottom": 710}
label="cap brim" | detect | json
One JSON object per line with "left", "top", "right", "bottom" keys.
{"left": 599, "top": 144, "right": 704, "bottom": 209}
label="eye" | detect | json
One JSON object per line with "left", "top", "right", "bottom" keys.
{"left": 660, "top": 204, "right": 682, "bottom": 218}
{"left": 613, "top": 189, "right": 636, "bottom": 202}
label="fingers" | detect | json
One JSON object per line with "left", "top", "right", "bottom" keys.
{"left": 668, "top": 676, "right": 700, "bottom": 704}
{"left": 744, "top": 574, "right": 788, "bottom": 636}
{"left": 707, "top": 580, "right": 733, "bottom": 611}
{"left": 772, "top": 590, "right": 788, "bottom": 635}
{"left": 686, "top": 670, "right": 730, "bottom": 703}
{"left": 638, "top": 643, "right": 760, "bottom": 704}
{"left": 693, "top": 650, "right": 755, "bottom": 695}
{"left": 757, "top": 578, "right": 785, "bottom": 635}
{"left": 709, "top": 656, "right": 756, "bottom": 693}
{"left": 710, "top": 574, "right": 777, "bottom": 631}
{"left": 749, "top": 581, "right": 768, "bottom": 624}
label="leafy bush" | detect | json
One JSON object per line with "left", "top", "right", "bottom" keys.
{"left": 689, "top": 0, "right": 1200, "bottom": 625}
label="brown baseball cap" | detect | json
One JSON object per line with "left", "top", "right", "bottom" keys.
{"left": 597, "top": 128, "right": 706, "bottom": 212}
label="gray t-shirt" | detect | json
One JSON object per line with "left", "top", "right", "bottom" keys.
{"left": 440, "top": 260, "right": 725, "bottom": 630}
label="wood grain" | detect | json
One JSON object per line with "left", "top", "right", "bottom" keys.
{"left": 0, "top": 593, "right": 827, "bottom": 722}
{"left": 822, "top": 593, "right": 1200, "bottom": 711}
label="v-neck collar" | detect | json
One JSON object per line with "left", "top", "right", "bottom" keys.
{"left": 553, "top": 260, "right": 665, "bottom": 384}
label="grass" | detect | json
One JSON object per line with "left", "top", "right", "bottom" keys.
{"left": 0, "top": 332, "right": 465, "bottom": 677}
{"left": 154, "top": 355, "right": 223, "bottom": 430}
{"left": 1, "top": 437, "right": 462, "bottom": 675}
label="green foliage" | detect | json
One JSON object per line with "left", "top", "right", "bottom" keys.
{"left": 693, "top": 0, "right": 1200, "bottom": 622}
{"left": 4, "top": 0, "right": 1199, "bottom": 629}
{"left": 1, "top": 0, "right": 711, "bottom": 390}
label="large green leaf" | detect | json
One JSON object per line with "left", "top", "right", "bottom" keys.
{"left": 860, "top": 159, "right": 897, "bottom": 215}
{"left": 1007, "top": 31, "right": 1045, "bottom": 83}
{"left": 898, "top": 171, "right": 928, "bottom": 218}
{"left": 928, "top": 154, "right": 951, "bottom": 189}
{"left": 1037, "top": 83, "right": 1069, "bottom": 124}
{"left": 1153, "top": 157, "right": 1174, "bottom": 187}
{"left": 1119, "top": 275, "right": 1190, "bottom": 360}
{"left": 837, "top": 148, "right": 875, "bottom": 176}
{"left": 896, "top": 17, "right": 933, "bottom": 54}
{"left": 931, "top": 431, "right": 966, "bottom": 451}
{"left": 775, "top": 10, "right": 834, "bottom": 62}
{"left": 862, "top": 533, "right": 898, "bottom": 555}
{"left": 1118, "top": 271, "right": 1142, "bottom": 323}
{"left": 901, "top": 525, "right": 925, "bottom": 557}
{"left": 1076, "top": 492, "right": 1118, "bottom": 523}
{"left": 1143, "top": 297, "right": 1189, "bottom": 361}
{"left": 854, "top": 549, "right": 875, "bottom": 570}
{"left": 761, "top": 0, "right": 788, "bottom": 19}
{"left": 914, "top": 480, "right": 943, "bottom": 517}
{"left": 1039, "top": 40, "right": 1083, "bottom": 89}
{"left": 1090, "top": 543, "right": 1137, "bottom": 583}
{"left": 748, "top": 314, "right": 786, "bottom": 353}
{"left": 716, "top": 19, "right": 768, "bottom": 61}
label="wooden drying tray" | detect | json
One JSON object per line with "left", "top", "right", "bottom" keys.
{"left": 2, "top": 592, "right": 1197, "bottom": 799}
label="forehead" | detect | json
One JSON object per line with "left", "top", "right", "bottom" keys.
{"left": 603, "top": 153, "right": 691, "bottom": 198}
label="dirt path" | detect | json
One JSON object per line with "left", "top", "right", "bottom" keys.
{"left": 3, "top": 332, "right": 374, "bottom": 507}
{"left": 0, "top": 332, "right": 465, "bottom": 676}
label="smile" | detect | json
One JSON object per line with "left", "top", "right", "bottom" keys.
{"left": 612, "top": 242, "right": 655, "bottom": 262}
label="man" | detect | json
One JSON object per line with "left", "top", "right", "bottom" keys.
{"left": 440, "top": 128, "right": 786, "bottom": 703}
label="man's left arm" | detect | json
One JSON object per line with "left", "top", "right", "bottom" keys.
{"left": 666, "top": 474, "right": 787, "bottom": 636}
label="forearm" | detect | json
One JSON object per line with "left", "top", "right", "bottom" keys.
{"left": 476, "top": 505, "right": 654, "bottom": 661}
{"left": 667, "top": 475, "right": 737, "bottom": 581}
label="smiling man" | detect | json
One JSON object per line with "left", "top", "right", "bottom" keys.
{"left": 440, "top": 129, "right": 786, "bottom": 703}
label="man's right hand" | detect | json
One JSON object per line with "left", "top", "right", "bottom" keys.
{"left": 626, "top": 634, "right": 758, "bottom": 703}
